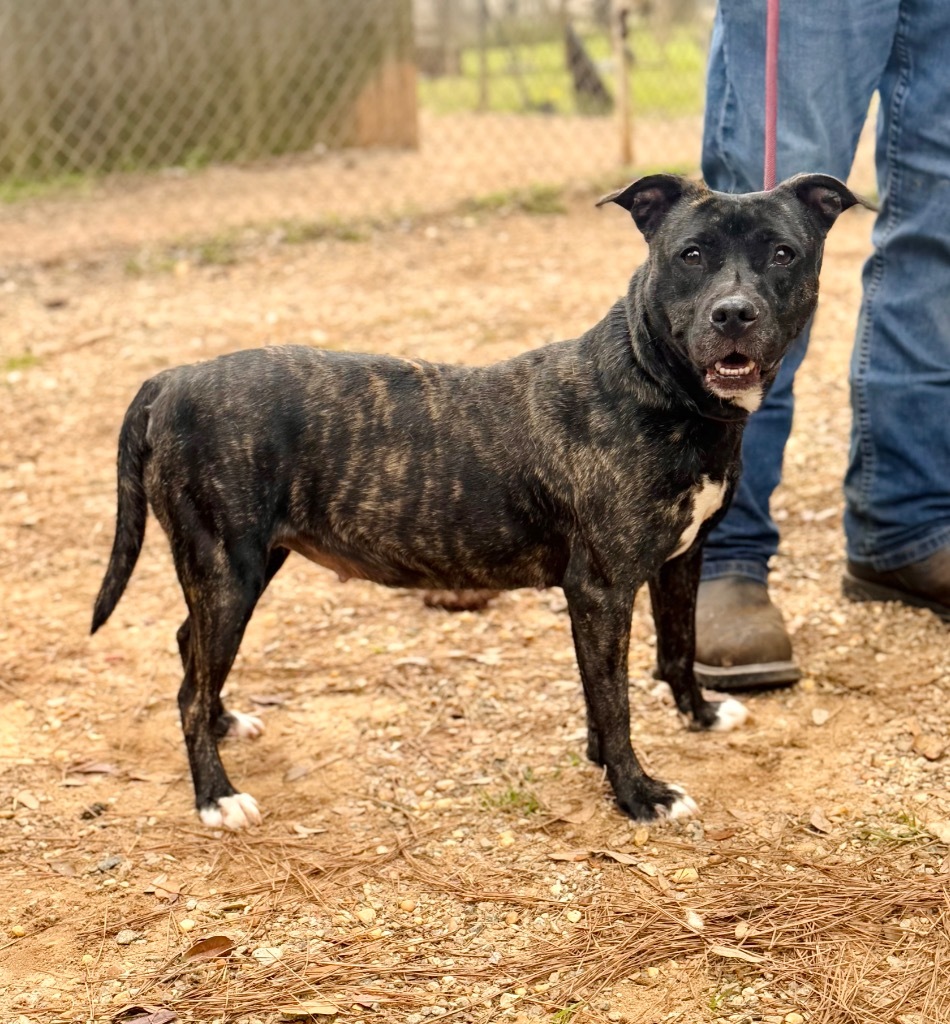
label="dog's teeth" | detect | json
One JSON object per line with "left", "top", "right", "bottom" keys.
{"left": 714, "top": 359, "right": 756, "bottom": 378}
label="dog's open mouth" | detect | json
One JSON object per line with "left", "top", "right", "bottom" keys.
{"left": 704, "top": 351, "right": 761, "bottom": 392}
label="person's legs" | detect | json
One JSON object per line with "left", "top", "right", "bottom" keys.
{"left": 695, "top": 0, "right": 900, "bottom": 688}
{"left": 701, "top": 0, "right": 898, "bottom": 581}
{"left": 843, "top": 0, "right": 950, "bottom": 588}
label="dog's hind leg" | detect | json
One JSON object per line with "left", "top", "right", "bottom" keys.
{"left": 649, "top": 547, "right": 748, "bottom": 733}
{"left": 175, "top": 542, "right": 278, "bottom": 830}
{"left": 563, "top": 548, "right": 696, "bottom": 822}
{"left": 177, "top": 547, "right": 289, "bottom": 744}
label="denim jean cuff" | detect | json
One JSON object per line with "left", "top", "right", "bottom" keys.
{"left": 849, "top": 524, "right": 950, "bottom": 573}
{"left": 700, "top": 558, "right": 770, "bottom": 586}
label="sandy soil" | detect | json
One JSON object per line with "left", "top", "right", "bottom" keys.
{"left": 1, "top": 175, "right": 948, "bottom": 1024}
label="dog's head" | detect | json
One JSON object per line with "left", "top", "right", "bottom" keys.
{"left": 598, "top": 173, "right": 871, "bottom": 411}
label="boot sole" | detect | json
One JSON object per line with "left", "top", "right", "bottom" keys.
{"left": 694, "top": 659, "right": 802, "bottom": 693}
{"left": 842, "top": 571, "right": 950, "bottom": 623}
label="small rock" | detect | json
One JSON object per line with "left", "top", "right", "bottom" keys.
{"left": 115, "top": 930, "right": 137, "bottom": 946}
{"left": 811, "top": 708, "right": 831, "bottom": 726}
{"left": 785, "top": 1014, "right": 805, "bottom": 1024}
{"left": 673, "top": 867, "right": 698, "bottom": 883}
{"left": 178, "top": 919, "right": 196, "bottom": 932}
{"left": 9, "top": 925, "right": 25, "bottom": 938}
{"left": 399, "top": 899, "right": 417, "bottom": 913}
{"left": 565, "top": 909, "right": 582, "bottom": 924}
{"left": 356, "top": 907, "right": 377, "bottom": 924}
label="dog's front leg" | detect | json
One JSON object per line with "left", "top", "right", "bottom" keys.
{"left": 563, "top": 552, "right": 696, "bottom": 822}
{"left": 649, "top": 546, "right": 748, "bottom": 732}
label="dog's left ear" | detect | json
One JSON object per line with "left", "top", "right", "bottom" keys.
{"left": 781, "top": 173, "right": 877, "bottom": 231}
{"left": 596, "top": 174, "right": 706, "bottom": 242}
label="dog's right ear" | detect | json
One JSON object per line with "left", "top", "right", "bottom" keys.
{"left": 596, "top": 174, "right": 705, "bottom": 242}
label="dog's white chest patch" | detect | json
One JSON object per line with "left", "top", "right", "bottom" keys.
{"left": 730, "top": 386, "right": 763, "bottom": 413}
{"left": 668, "top": 476, "right": 728, "bottom": 560}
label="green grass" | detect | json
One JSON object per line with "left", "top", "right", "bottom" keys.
{"left": 460, "top": 183, "right": 566, "bottom": 215}
{"left": 419, "top": 28, "right": 705, "bottom": 119}
{"left": 856, "top": 812, "right": 935, "bottom": 847}
{"left": 280, "top": 218, "right": 371, "bottom": 244}
{"left": 550, "top": 1003, "right": 581, "bottom": 1023}
{"left": 0, "top": 172, "right": 94, "bottom": 204}
{"left": 482, "top": 784, "right": 540, "bottom": 816}
{"left": 3, "top": 352, "right": 40, "bottom": 372}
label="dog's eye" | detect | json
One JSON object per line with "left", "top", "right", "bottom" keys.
{"left": 681, "top": 247, "right": 702, "bottom": 266}
{"left": 773, "top": 246, "right": 795, "bottom": 266}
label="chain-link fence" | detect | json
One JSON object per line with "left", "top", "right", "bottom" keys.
{"left": 0, "top": 0, "right": 720, "bottom": 259}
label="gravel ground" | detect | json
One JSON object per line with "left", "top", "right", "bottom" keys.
{"left": 1, "top": 170, "right": 948, "bottom": 1024}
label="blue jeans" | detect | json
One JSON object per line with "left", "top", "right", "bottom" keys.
{"left": 701, "top": 0, "right": 950, "bottom": 584}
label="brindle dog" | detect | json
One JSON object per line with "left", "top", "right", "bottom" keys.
{"left": 92, "top": 173, "right": 867, "bottom": 829}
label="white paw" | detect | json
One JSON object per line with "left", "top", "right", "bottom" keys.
{"left": 200, "top": 792, "right": 262, "bottom": 830}
{"left": 658, "top": 785, "right": 699, "bottom": 821}
{"left": 227, "top": 710, "right": 265, "bottom": 739}
{"left": 709, "top": 697, "right": 749, "bottom": 732}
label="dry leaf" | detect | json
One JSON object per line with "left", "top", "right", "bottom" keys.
{"left": 706, "top": 827, "right": 737, "bottom": 842}
{"left": 249, "top": 693, "right": 288, "bottom": 706}
{"left": 548, "top": 850, "right": 590, "bottom": 862}
{"left": 144, "top": 875, "right": 181, "bottom": 901}
{"left": 126, "top": 771, "right": 178, "bottom": 784}
{"left": 393, "top": 656, "right": 431, "bottom": 668}
{"left": 547, "top": 800, "right": 597, "bottom": 825}
{"left": 68, "top": 760, "right": 118, "bottom": 775}
{"left": 924, "top": 820, "right": 950, "bottom": 845}
{"left": 808, "top": 806, "right": 834, "bottom": 834}
{"left": 278, "top": 1003, "right": 338, "bottom": 1021}
{"left": 291, "top": 823, "right": 328, "bottom": 837}
{"left": 252, "top": 946, "right": 283, "bottom": 964}
{"left": 14, "top": 790, "right": 40, "bottom": 811}
{"left": 112, "top": 1007, "right": 178, "bottom": 1024}
{"left": 284, "top": 762, "right": 314, "bottom": 783}
{"left": 471, "top": 648, "right": 502, "bottom": 666}
{"left": 709, "top": 944, "right": 766, "bottom": 964}
{"left": 182, "top": 935, "right": 235, "bottom": 961}
{"left": 598, "top": 849, "right": 639, "bottom": 866}
{"left": 913, "top": 733, "right": 946, "bottom": 761}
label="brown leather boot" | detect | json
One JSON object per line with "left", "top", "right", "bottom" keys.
{"left": 843, "top": 548, "right": 950, "bottom": 622}
{"left": 694, "top": 576, "right": 801, "bottom": 692}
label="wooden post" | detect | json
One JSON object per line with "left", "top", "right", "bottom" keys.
{"left": 613, "top": 1, "right": 632, "bottom": 166}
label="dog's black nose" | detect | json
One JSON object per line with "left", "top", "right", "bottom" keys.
{"left": 710, "top": 296, "right": 758, "bottom": 338}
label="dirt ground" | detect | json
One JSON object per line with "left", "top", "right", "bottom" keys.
{"left": 1, "top": 173, "right": 949, "bottom": 1024}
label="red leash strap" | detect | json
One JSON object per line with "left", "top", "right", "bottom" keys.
{"left": 763, "top": 0, "right": 780, "bottom": 189}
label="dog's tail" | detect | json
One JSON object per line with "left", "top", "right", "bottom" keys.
{"left": 91, "top": 377, "right": 163, "bottom": 634}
